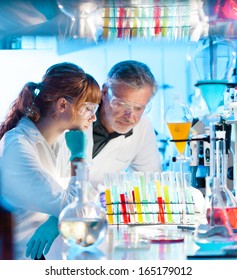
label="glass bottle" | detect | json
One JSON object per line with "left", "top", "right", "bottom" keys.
{"left": 193, "top": 176, "right": 237, "bottom": 251}
{"left": 58, "top": 162, "right": 108, "bottom": 249}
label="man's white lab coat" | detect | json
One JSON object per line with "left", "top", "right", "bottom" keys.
{"left": 88, "top": 116, "right": 161, "bottom": 188}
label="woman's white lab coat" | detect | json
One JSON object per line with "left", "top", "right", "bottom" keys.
{"left": 0, "top": 117, "right": 77, "bottom": 259}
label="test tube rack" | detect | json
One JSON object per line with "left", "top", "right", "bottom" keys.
{"left": 105, "top": 201, "right": 195, "bottom": 226}
{"left": 104, "top": 171, "right": 195, "bottom": 226}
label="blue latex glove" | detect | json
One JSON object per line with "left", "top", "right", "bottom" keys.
{"left": 65, "top": 130, "right": 87, "bottom": 161}
{"left": 26, "top": 216, "right": 59, "bottom": 260}
{"left": 100, "top": 192, "right": 106, "bottom": 209}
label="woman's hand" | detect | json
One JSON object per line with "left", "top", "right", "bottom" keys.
{"left": 65, "top": 130, "right": 87, "bottom": 161}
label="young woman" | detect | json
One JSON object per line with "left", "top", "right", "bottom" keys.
{"left": 0, "top": 62, "right": 101, "bottom": 259}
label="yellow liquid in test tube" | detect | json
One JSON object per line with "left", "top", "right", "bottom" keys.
{"left": 103, "top": 8, "right": 110, "bottom": 39}
{"left": 134, "top": 186, "right": 143, "bottom": 224}
{"left": 105, "top": 189, "right": 114, "bottom": 224}
{"left": 167, "top": 122, "right": 192, "bottom": 155}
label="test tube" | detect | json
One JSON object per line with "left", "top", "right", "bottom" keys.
{"left": 155, "top": 172, "right": 165, "bottom": 223}
{"left": 139, "top": 172, "right": 151, "bottom": 223}
{"left": 110, "top": 173, "right": 121, "bottom": 224}
{"left": 104, "top": 173, "right": 114, "bottom": 225}
{"left": 124, "top": 172, "right": 136, "bottom": 224}
{"left": 168, "top": 171, "right": 180, "bottom": 224}
{"left": 132, "top": 172, "right": 143, "bottom": 224}
{"left": 105, "top": 188, "right": 114, "bottom": 225}
{"left": 161, "top": 172, "right": 173, "bottom": 224}
{"left": 146, "top": 172, "right": 157, "bottom": 223}
{"left": 184, "top": 173, "right": 195, "bottom": 224}
{"left": 119, "top": 172, "right": 130, "bottom": 224}
{"left": 103, "top": 7, "right": 110, "bottom": 39}
{"left": 176, "top": 172, "right": 187, "bottom": 225}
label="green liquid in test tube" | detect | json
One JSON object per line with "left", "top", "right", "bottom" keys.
{"left": 140, "top": 172, "right": 150, "bottom": 223}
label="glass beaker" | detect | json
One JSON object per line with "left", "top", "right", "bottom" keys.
{"left": 58, "top": 162, "right": 108, "bottom": 249}
{"left": 193, "top": 176, "right": 237, "bottom": 251}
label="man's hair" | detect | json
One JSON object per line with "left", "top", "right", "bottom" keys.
{"left": 106, "top": 60, "right": 158, "bottom": 96}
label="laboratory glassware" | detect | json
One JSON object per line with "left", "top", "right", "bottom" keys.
{"left": 165, "top": 98, "right": 193, "bottom": 224}
{"left": 58, "top": 162, "right": 108, "bottom": 249}
{"left": 193, "top": 176, "right": 237, "bottom": 251}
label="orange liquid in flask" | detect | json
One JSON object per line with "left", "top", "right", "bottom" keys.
{"left": 167, "top": 122, "right": 192, "bottom": 155}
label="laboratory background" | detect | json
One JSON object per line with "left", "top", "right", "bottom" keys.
{"left": 1, "top": 0, "right": 237, "bottom": 261}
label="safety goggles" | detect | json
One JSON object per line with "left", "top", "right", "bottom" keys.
{"left": 78, "top": 102, "right": 99, "bottom": 119}
{"left": 107, "top": 88, "right": 151, "bottom": 117}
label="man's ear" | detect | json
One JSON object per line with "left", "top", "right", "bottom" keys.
{"left": 101, "top": 84, "right": 108, "bottom": 102}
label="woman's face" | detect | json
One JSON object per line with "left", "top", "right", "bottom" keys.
{"left": 68, "top": 102, "right": 99, "bottom": 131}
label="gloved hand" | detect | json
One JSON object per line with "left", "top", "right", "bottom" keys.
{"left": 26, "top": 216, "right": 59, "bottom": 260}
{"left": 100, "top": 192, "right": 106, "bottom": 209}
{"left": 65, "top": 130, "right": 87, "bottom": 161}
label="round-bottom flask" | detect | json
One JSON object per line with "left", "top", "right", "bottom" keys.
{"left": 58, "top": 162, "right": 108, "bottom": 249}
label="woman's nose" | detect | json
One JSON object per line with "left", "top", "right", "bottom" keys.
{"left": 90, "top": 113, "right": 97, "bottom": 122}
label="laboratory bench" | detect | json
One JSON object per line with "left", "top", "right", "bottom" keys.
{"left": 46, "top": 224, "right": 205, "bottom": 260}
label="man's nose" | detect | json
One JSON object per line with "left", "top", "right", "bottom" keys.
{"left": 123, "top": 107, "right": 134, "bottom": 117}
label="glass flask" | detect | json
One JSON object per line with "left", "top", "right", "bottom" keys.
{"left": 58, "top": 162, "right": 108, "bottom": 249}
{"left": 165, "top": 98, "right": 193, "bottom": 225}
{"left": 165, "top": 97, "right": 193, "bottom": 158}
{"left": 215, "top": 129, "right": 237, "bottom": 229}
{"left": 193, "top": 177, "right": 237, "bottom": 251}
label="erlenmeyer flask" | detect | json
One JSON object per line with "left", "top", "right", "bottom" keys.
{"left": 58, "top": 162, "right": 108, "bottom": 249}
{"left": 193, "top": 176, "right": 237, "bottom": 250}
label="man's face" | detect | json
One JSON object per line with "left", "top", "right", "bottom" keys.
{"left": 101, "top": 84, "right": 152, "bottom": 134}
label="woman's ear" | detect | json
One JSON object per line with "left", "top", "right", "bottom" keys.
{"left": 56, "top": 97, "right": 68, "bottom": 113}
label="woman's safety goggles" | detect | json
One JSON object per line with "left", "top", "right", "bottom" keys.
{"left": 78, "top": 102, "right": 99, "bottom": 119}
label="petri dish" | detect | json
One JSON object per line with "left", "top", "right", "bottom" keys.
{"left": 150, "top": 235, "right": 184, "bottom": 244}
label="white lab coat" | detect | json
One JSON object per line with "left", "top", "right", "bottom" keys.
{"left": 89, "top": 116, "right": 161, "bottom": 187}
{"left": 0, "top": 117, "right": 78, "bottom": 259}
{"left": 57, "top": 116, "right": 162, "bottom": 189}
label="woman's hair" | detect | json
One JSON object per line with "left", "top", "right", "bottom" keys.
{"left": 0, "top": 62, "right": 101, "bottom": 139}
